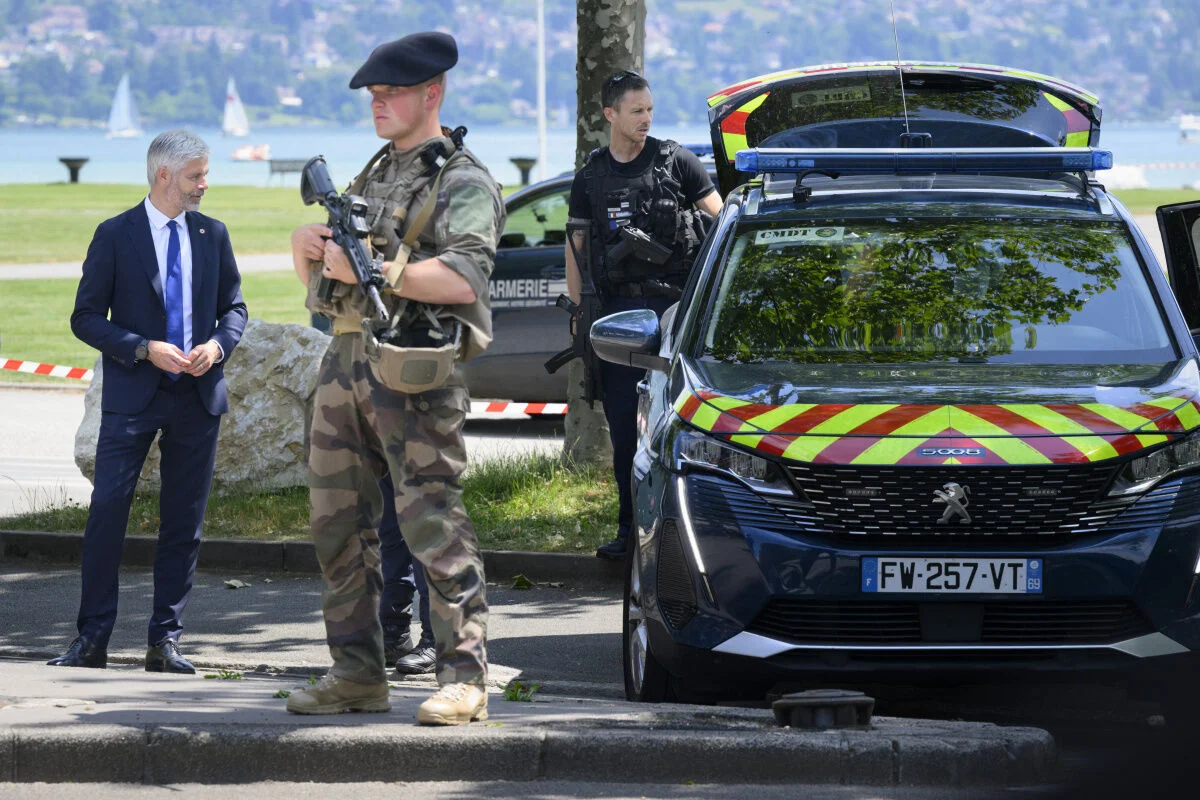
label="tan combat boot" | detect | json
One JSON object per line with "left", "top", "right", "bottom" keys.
{"left": 417, "top": 682, "right": 489, "bottom": 725}
{"left": 286, "top": 674, "right": 391, "bottom": 715}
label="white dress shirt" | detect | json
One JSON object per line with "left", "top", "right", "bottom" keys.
{"left": 144, "top": 196, "right": 194, "bottom": 354}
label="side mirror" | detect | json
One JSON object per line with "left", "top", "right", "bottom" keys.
{"left": 590, "top": 309, "right": 670, "bottom": 372}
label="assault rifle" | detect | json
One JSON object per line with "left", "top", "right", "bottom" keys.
{"left": 544, "top": 221, "right": 604, "bottom": 405}
{"left": 300, "top": 155, "right": 389, "bottom": 324}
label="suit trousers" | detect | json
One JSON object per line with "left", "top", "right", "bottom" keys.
{"left": 77, "top": 380, "right": 220, "bottom": 649}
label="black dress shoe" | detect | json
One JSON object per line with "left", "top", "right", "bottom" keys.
{"left": 47, "top": 637, "right": 107, "bottom": 668}
{"left": 595, "top": 535, "right": 629, "bottom": 560}
{"left": 393, "top": 634, "right": 436, "bottom": 676}
{"left": 383, "top": 622, "right": 415, "bottom": 667}
{"left": 145, "top": 640, "right": 196, "bottom": 674}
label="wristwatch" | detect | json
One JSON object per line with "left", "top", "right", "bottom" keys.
{"left": 134, "top": 338, "right": 149, "bottom": 363}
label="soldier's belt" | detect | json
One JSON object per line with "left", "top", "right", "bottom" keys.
{"left": 332, "top": 317, "right": 363, "bottom": 335}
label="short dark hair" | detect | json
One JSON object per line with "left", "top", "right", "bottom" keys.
{"left": 602, "top": 70, "right": 650, "bottom": 110}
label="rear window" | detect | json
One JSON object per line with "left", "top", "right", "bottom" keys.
{"left": 702, "top": 218, "right": 1173, "bottom": 366}
{"left": 746, "top": 74, "right": 1078, "bottom": 149}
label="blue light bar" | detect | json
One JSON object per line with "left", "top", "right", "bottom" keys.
{"left": 734, "top": 147, "right": 1113, "bottom": 175}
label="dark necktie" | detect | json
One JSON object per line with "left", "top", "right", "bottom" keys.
{"left": 165, "top": 220, "right": 184, "bottom": 379}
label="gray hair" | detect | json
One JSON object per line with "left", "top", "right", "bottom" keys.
{"left": 145, "top": 129, "right": 210, "bottom": 186}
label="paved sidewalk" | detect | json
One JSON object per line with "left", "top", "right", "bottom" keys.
{"left": 0, "top": 659, "right": 1055, "bottom": 786}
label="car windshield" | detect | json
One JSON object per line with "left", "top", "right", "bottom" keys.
{"left": 701, "top": 217, "right": 1174, "bottom": 366}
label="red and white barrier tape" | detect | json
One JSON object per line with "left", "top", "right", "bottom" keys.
{"left": 2, "top": 359, "right": 566, "bottom": 413}
{"left": 1, "top": 358, "right": 93, "bottom": 381}
{"left": 471, "top": 401, "right": 567, "bottom": 415}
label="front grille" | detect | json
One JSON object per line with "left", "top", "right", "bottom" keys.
{"left": 656, "top": 520, "right": 697, "bottom": 630}
{"left": 786, "top": 463, "right": 1130, "bottom": 537}
{"left": 748, "top": 599, "right": 1152, "bottom": 646}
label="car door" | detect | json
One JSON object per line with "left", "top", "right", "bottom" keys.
{"left": 1158, "top": 200, "right": 1200, "bottom": 349}
{"left": 462, "top": 178, "right": 572, "bottom": 402}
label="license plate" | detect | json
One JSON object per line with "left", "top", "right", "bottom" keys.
{"left": 861, "top": 557, "right": 1043, "bottom": 594}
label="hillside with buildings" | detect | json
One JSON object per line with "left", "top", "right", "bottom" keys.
{"left": 0, "top": 0, "right": 1196, "bottom": 129}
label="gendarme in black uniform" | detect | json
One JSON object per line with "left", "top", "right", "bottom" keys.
{"left": 568, "top": 136, "right": 716, "bottom": 555}
{"left": 568, "top": 137, "right": 714, "bottom": 298}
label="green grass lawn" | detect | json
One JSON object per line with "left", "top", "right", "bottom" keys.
{"left": 0, "top": 182, "right": 520, "bottom": 265}
{"left": 0, "top": 271, "right": 308, "bottom": 383}
{"left": 0, "top": 453, "right": 618, "bottom": 554}
{"left": 0, "top": 184, "right": 325, "bottom": 264}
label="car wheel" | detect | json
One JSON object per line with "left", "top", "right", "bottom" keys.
{"left": 623, "top": 545, "right": 672, "bottom": 702}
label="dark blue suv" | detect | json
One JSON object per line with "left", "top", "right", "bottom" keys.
{"left": 590, "top": 62, "right": 1200, "bottom": 722}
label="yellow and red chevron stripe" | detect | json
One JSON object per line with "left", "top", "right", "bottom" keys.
{"left": 673, "top": 389, "right": 1200, "bottom": 466}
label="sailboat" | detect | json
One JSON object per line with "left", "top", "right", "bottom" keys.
{"left": 1181, "top": 114, "right": 1200, "bottom": 143}
{"left": 225, "top": 77, "right": 271, "bottom": 161}
{"left": 106, "top": 74, "right": 142, "bottom": 138}
{"left": 222, "top": 77, "right": 250, "bottom": 137}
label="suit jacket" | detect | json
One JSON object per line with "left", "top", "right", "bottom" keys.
{"left": 71, "top": 202, "right": 248, "bottom": 416}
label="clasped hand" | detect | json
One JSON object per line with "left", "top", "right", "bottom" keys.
{"left": 148, "top": 340, "right": 221, "bottom": 376}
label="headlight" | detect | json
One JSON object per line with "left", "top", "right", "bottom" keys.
{"left": 1108, "top": 432, "right": 1200, "bottom": 496}
{"left": 670, "top": 425, "right": 796, "bottom": 498}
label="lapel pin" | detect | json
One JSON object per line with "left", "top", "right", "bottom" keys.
{"left": 199, "top": 228, "right": 206, "bottom": 234}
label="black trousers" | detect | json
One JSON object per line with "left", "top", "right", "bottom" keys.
{"left": 598, "top": 296, "right": 675, "bottom": 540}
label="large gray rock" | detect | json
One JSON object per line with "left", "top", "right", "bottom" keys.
{"left": 74, "top": 319, "right": 330, "bottom": 495}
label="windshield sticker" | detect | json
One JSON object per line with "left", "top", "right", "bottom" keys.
{"left": 754, "top": 226, "right": 845, "bottom": 245}
{"left": 792, "top": 85, "right": 871, "bottom": 108}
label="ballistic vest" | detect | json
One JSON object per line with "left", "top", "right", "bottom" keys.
{"left": 583, "top": 139, "right": 703, "bottom": 295}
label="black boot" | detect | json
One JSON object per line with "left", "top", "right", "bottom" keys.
{"left": 383, "top": 621, "right": 415, "bottom": 667}
{"left": 595, "top": 535, "right": 629, "bottom": 560}
{"left": 393, "top": 633, "right": 436, "bottom": 676}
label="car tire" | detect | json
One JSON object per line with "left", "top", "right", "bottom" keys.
{"left": 623, "top": 544, "right": 672, "bottom": 702}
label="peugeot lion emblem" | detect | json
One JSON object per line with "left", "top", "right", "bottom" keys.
{"left": 933, "top": 482, "right": 971, "bottom": 524}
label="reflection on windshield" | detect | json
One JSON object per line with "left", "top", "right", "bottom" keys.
{"left": 704, "top": 219, "right": 1172, "bottom": 366}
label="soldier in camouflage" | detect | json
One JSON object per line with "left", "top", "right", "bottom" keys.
{"left": 285, "top": 31, "right": 504, "bottom": 725}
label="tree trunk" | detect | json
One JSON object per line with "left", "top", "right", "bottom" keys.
{"left": 564, "top": 0, "right": 646, "bottom": 466}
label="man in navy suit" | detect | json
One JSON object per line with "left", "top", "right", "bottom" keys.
{"left": 49, "top": 129, "right": 247, "bottom": 674}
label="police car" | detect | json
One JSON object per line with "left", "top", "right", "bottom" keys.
{"left": 465, "top": 147, "right": 715, "bottom": 403}
{"left": 589, "top": 62, "right": 1200, "bottom": 721}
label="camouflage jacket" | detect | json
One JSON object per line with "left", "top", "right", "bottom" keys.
{"left": 307, "top": 131, "right": 505, "bottom": 361}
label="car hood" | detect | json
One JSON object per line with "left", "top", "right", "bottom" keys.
{"left": 673, "top": 359, "right": 1200, "bottom": 466}
{"left": 706, "top": 61, "right": 1102, "bottom": 196}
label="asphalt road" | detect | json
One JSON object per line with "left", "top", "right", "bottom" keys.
{"left": 0, "top": 386, "right": 564, "bottom": 517}
{"left": 0, "top": 562, "right": 623, "bottom": 691}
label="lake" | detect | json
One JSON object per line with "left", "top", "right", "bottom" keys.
{"left": 1, "top": 121, "right": 1198, "bottom": 190}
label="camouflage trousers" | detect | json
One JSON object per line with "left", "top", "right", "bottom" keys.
{"left": 308, "top": 333, "right": 488, "bottom": 686}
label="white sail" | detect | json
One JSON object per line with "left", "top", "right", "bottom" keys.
{"left": 106, "top": 74, "right": 142, "bottom": 139}
{"left": 1182, "top": 114, "right": 1200, "bottom": 142}
{"left": 223, "top": 77, "right": 250, "bottom": 137}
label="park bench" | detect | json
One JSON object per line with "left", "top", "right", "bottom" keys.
{"left": 267, "top": 158, "right": 308, "bottom": 181}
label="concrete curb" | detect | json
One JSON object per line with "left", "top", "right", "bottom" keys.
{"left": 2, "top": 721, "right": 1055, "bottom": 786}
{"left": 0, "top": 529, "right": 624, "bottom": 586}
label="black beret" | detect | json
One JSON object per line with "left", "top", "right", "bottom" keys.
{"left": 349, "top": 32, "right": 458, "bottom": 89}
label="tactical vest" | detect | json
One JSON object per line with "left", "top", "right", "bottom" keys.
{"left": 583, "top": 139, "right": 704, "bottom": 296}
{"left": 347, "top": 129, "right": 496, "bottom": 361}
